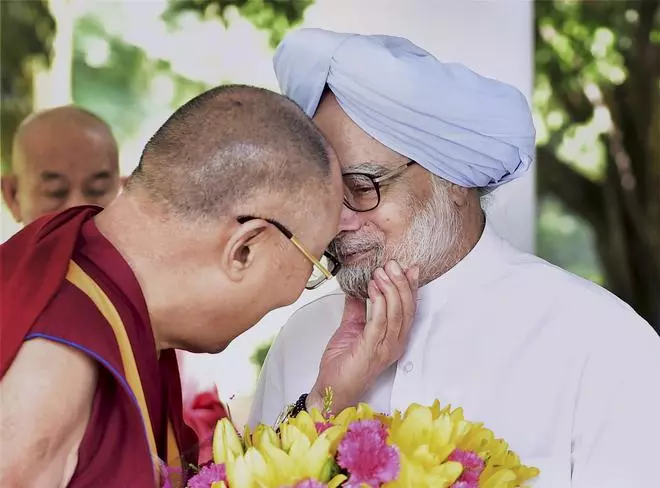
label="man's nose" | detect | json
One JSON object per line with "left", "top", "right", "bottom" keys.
{"left": 66, "top": 192, "right": 89, "bottom": 209}
{"left": 338, "top": 205, "right": 362, "bottom": 233}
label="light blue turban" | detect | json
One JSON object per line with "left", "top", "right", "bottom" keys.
{"left": 273, "top": 28, "right": 536, "bottom": 188}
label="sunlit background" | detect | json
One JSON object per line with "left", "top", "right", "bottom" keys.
{"left": 2, "top": 0, "right": 658, "bottom": 424}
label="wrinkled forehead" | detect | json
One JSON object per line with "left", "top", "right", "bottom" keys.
{"left": 312, "top": 93, "right": 408, "bottom": 173}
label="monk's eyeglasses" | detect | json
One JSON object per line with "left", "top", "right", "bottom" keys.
{"left": 342, "top": 160, "right": 416, "bottom": 212}
{"left": 237, "top": 216, "right": 340, "bottom": 290}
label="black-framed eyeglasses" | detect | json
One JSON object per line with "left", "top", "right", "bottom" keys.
{"left": 342, "top": 161, "right": 416, "bottom": 212}
{"left": 237, "top": 216, "right": 340, "bottom": 290}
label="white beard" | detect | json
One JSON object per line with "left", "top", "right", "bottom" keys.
{"left": 332, "top": 180, "right": 462, "bottom": 299}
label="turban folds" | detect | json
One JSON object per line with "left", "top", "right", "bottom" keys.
{"left": 273, "top": 28, "right": 536, "bottom": 188}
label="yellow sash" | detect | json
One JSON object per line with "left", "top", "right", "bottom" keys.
{"left": 65, "top": 260, "right": 182, "bottom": 484}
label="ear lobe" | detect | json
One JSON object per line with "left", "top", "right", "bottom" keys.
{"left": 1, "top": 175, "right": 22, "bottom": 223}
{"left": 222, "top": 220, "right": 270, "bottom": 282}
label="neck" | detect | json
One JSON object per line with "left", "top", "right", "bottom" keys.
{"left": 421, "top": 209, "right": 485, "bottom": 287}
{"left": 94, "top": 194, "right": 174, "bottom": 352}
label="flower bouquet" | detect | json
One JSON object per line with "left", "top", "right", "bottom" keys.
{"left": 185, "top": 398, "right": 539, "bottom": 488}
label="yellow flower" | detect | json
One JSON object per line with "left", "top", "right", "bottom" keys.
{"left": 385, "top": 402, "right": 539, "bottom": 488}
{"left": 207, "top": 400, "right": 539, "bottom": 488}
{"left": 251, "top": 424, "right": 281, "bottom": 451}
{"left": 212, "top": 418, "right": 244, "bottom": 465}
{"left": 331, "top": 402, "right": 376, "bottom": 427}
{"left": 217, "top": 417, "right": 344, "bottom": 488}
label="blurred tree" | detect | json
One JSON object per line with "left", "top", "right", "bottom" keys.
{"left": 72, "top": 14, "right": 209, "bottom": 147}
{"left": 535, "top": 0, "right": 660, "bottom": 330}
{"left": 164, "top": 0, "right": 313, "bottom": 48}
{"left": 0, "top": 0, "right": 56, "bottom": 172}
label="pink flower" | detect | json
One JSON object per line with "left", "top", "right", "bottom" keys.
{"left": 292, "top": 479, "right": 328, "bottom": 488}
{"left": 187, "top": 463, "right": 227, "bottom": 488}
{"left": 315, "top": 422, "right": 333, "bottom": 434}
{"left": 337, "top": 420, "right": 399, "bottom": 487}
{"left": 448, "top": 449, "right": 485, "bottom": 485}
{"left": 451, "top": 483, "right": 478, "bottom": 488}
{"left": 159, "top": 461, "right": 182, "bottom": 488}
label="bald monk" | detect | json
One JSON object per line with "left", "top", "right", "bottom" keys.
{"left": 0, "top": 84, "right": 419, "bottom": 488}
{"left": 2, "top": 105, "right": 227, "bottom": 460}
{"left": 1, "top": 106, "right": 121, "bottom": 224}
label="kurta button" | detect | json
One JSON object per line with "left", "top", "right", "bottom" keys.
{"left": 403, "top": 361, "right": 414, "bottom": 373}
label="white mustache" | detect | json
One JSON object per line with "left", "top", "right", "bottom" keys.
{"left": 331, "top": 235, "right": 382, "bottom": 259}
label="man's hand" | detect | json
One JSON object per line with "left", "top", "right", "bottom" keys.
{"left": 0, "top": 339, "right": 97, "bottom": 488}
{"left": 308, "top": 261, "right": 419, "bottom": 413}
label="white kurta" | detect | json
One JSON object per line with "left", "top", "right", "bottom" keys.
{"left": 249, "top": 223, "right": 660, "bottom": 487}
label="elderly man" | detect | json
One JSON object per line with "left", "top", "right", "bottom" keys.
{"left": 1, "top": 85, "right": 418, "bottom": 487}
{"left": 2, "top": 106, "right": 122, "bottom": 225}
{"left": 249, "top": 29, "right": 660, "bottom": 487}
{"left": 1, "top": 105, "right": 225, "bottom": 464}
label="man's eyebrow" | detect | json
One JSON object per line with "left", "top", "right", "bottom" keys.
{"left": 90, "top": 170, "right": 111, "bottom": 180}
{"left": 344, "top": 162, "right": 388, "bottom": 174}
{"left": 40, "top": 171, "right": 63, "bottom": 181}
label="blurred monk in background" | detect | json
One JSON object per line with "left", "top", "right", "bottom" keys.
{"left": 1, "top": 105, "right": 122, "bottom": 224}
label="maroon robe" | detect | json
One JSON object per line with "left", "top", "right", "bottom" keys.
{"left": 1, "top": 206, "right": 198, "bottom": 487}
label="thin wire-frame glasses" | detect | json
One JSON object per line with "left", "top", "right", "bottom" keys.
{"left": 237, "top": 216, "right": 340, "bottom": 290}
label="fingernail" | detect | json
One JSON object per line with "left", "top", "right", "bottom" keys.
{"left": 375, "top": 268, "right": 388, "bottom": 280}
{"left": 388, "top": 261, "right": 402, "bottom": 276}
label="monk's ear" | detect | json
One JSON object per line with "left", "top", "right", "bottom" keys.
{"left": 221, "top": 219, "right": 270, "bottom": 282}
{"left": 1, "top": 175, "right": 22, "bottom": 223}
{"left": 448, "top": 183, "right": 470, "bottom": 207}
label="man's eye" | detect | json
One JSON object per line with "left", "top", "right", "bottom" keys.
{"left": 86, "top": 189, "right": 108, "bottom": 198}
{"left": 45, "top": 189, "right": 68, "bottom": 199}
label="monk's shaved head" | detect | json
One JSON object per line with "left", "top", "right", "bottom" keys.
{"left": 96, "top": 85, "right": 343, "bottom": 350}
{"left": 2, "top": 105, "right": 121, "bottom": 224}
{"left": 12, "top": 106, "right": 117, "bottom": 173}
{"left": 129, "top": 84, "right": 333, "bottom": 219}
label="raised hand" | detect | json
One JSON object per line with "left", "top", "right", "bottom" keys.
{"left": 308, "top": 261, "right": 419, "bottom": 413}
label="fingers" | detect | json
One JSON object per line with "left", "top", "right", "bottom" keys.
{"left": 362, "top": 262, "right": 419, "bottom": 351}
{"left": 363, "top": 280, "right": 386, "bottom": 345}
{"left": 405, "top": 266, "right": 420, "bottom": 301}
{"left": 388, "top": 262, "right": 417, "bottom": 341}
{"left": 401, "top": 266, "right": 419, "bottom": 340}
{"left": 342, "top": 295, "right": 367, "bottom": 326}
{"left": 373, "top": 264, "right": 404, "bottom": 346}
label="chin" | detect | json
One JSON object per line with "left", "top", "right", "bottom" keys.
{"left": 336, "top": 270, "right": 371, "bottom": 300}
{"left": 207, "top": 343, "right": 230, "bottom": 354}
{"left": 203, "top": 342, "right": 231, "bottom": 354}
{"left": 180, "top": 339, "right": 231, "bottom": 354}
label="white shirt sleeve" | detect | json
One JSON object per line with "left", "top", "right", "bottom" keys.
{"left": 247, "top": 292, "right": 345, "bottom": 428}
{"left": 570, "top": 311, "right": 660, "bottom": 487}
{"left": 247, "top": 329, "right": 288, "bottom": 428}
